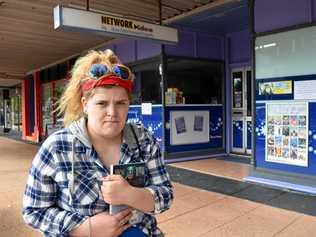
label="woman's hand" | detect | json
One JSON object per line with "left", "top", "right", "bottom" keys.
{"left": 90, "top": 209, "right": 132, "bottom": 237}
{"left": 101, "top": 175, "right": 133, "bottom": 205}
{"left": 101, "top": 175, "right": 155, "bottom": 213}
{"left": 69, "top": 209, "right": 132, "bottom": 237}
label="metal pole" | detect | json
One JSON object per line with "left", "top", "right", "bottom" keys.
{"left": 158, "top": 0, "right": 168, "bottom": 159}
{"left": 250, "top": 0, "right": 256, "bottom": 167}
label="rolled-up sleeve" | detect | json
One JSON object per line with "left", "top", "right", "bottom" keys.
{"left": 22, "top": 144, "right": 86, "bottom": 236}
{"left": 145, "top": 139, "right": 173, "bottom": 215}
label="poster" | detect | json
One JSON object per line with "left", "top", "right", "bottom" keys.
{"left": 266, "top": 102, "right": 308, "bottom": 167}
{"left": 174, "top": 116, "right": 186, "bottom": 134}
{"left": 170, "top": 111, "right": 209, "bottom": 145}
{"left": 193, "top": 115, "right": 204, "bottom": 132}
{"left": 259, "top": 81, "right": 292, "bottom": 95}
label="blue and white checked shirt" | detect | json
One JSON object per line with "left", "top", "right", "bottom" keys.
{"left": 23, "top": 118, "right": 173, "bottom": 237}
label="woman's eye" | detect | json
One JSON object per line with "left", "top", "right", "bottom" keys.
{"left": 117, "top": 101, "right": 128, "bottom": 105}
{"left": 96, "top": 102, "right": 107, "bottom": 106}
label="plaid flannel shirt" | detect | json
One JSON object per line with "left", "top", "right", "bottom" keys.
{"left": 23, "top": 120, "right": 173, "bottom": 237}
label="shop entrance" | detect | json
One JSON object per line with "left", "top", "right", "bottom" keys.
{"left": 1, "top": 88, "right": 21, "bottom": 133}
{"left": 231, "top": 67, "right": 252, "bottom": 155}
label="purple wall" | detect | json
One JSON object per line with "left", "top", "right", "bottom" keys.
{"left": 100, "top": 39, "right": 160, "bottom": 63}
{"left": 255, "top": 0, "right": 314, "bottom": 33}
{"left": 165, "top": 31, "right": 196, "bottom": 57}
{"left": 313, "top": 0, "right": 316, "bottom": 21}
{"left": 101, "top": 29, "right": 225, "bottom": 62}
{"left": 136, "top": 40, "right": 161, "bottom": 60}
{"left": 165, "top": 30, "right": 224, "bottom": 60}
{"left": 226, "top": 30, "right": 251, "bottom": 65}
{"left": 115, "top": 40, "right": 136, "bottom": 63}
{"left": 196, "top": 33, "right": 223, "bottom": 60}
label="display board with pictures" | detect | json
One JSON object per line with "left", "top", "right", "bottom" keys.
{"left": 266, "top": 102, "right": 308, "bottom": 167}
{"left": 170, "top": 110, "right": 209, "bottom": 145}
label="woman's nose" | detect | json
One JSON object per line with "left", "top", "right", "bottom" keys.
{"left": 106, "top": 104, "right": 116, "bottom": 117}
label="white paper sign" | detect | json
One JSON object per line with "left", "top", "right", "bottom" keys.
{"left": 294, "top": 80, "right": 316, "bottom": 100}
{"left": 141, "top": 103, "right": 152, "bottom": 115}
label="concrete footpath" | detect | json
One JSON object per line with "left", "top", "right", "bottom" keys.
{"left": 0, "top": 136, "right": 316, "bottom": 237}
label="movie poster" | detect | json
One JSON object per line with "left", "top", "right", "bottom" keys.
{"left": 266, "top": 102, "right": 308, "bottom": 167}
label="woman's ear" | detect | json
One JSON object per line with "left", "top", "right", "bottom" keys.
{"left": 81, "top": 97, "right": 87, "bottom": 114}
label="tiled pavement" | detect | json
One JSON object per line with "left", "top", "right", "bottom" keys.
{"left": 1, "top": 136, "right": 316, "bottom": 237}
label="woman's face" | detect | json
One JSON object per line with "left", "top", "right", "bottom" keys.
{"left": 82, "top": 86, "right": 130, "bottom": 140}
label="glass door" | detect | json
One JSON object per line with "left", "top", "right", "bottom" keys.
{"left": 231, "top": 68, "right": 252, "bottom": 155}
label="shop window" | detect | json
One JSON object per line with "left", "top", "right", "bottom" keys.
{"left": 42, "top": 79, "right": 67, "bottom": 136}
{"left": 166, "top": 57, "right": 223, "bottom": 104}
{"left": 11, "top": 88, "right": 21, "bottom": 130}
{"left": 130, "top": 58, "right": 161, "bottom": 105}
{"left": 256, "top": 25, "right": 316, "bottom": 79}
{"left": 131, "top": 70, "right": 161, "bottom": 104}
{"left": 54, "top": 79, "right": 67, "bottom": 121}
{"left": 42, "top": 83, "right": 53, "bottom": 134}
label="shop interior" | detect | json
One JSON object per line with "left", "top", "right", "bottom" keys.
{"left": 130, "top": 57, "right": 223, "bottom": 106}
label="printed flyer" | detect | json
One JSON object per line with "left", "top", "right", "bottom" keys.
{"left": 266, "top": 102, "right": 308, "bottom": 167}
{"left": 259, "top": 81, "right": 292, "bottom": 95}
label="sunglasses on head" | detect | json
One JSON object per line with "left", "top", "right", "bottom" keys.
{"left": 88, "top": 63, "right": 132, "bottom": 81}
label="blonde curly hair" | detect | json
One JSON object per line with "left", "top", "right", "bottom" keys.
{"left": 57, "top": 49, "right": 130, "bottom": 127}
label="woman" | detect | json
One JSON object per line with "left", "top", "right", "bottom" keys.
{"left": 23, "top": 50, "right": 173, "bottom": 237}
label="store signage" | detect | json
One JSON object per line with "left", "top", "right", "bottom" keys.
{"left": 53, "top": 5, "right": 178, "bottom": 44}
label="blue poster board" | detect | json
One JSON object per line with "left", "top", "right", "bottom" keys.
{"left": 127, "top": 105, "right": 163, "bottom": 149}
{"left": 255, "top": 102, "right": 316, "bottom": 176}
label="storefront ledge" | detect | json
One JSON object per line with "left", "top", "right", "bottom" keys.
{"left": 166, "top": 153, "right": 227, "bottom": 164}
{"left": 165, "top": 148, "right": 225, "bottom": 163}
{"left": 24, "top": 135, "right": 39, "bottom": 144}
{"left": 244, "top": 176, "right": 316, "bottom": 196}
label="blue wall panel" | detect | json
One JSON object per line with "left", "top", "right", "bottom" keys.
{"left": 247, "top": 121, "right": 252, "bottom": 150}
{"left": 127, "top": 105, "right": 163, "bottom": 149}
{"left": 255, "top": 102, "right": 316, "bottom": 176}
{"left": 232, "top": 120, "right": 243, "bottom": 148}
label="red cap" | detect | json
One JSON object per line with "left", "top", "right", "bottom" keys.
{"left": 81, "top": 75, "right": 133, "bottom": 92}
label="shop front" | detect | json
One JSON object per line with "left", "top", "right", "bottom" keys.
{"left": 244, "top": 0, "right": 316, "bottom": 194}
{"left": 20, "top": 0, "right": 251, "bottom": 163}
{"left": 42, "top": 79, "right": 67, "bottom": 137}
{"left": 0, "top": 87, "right": 22, "bottom": 134}
{"left": 126, "top": 55, "right": 225, "bottom": 160}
